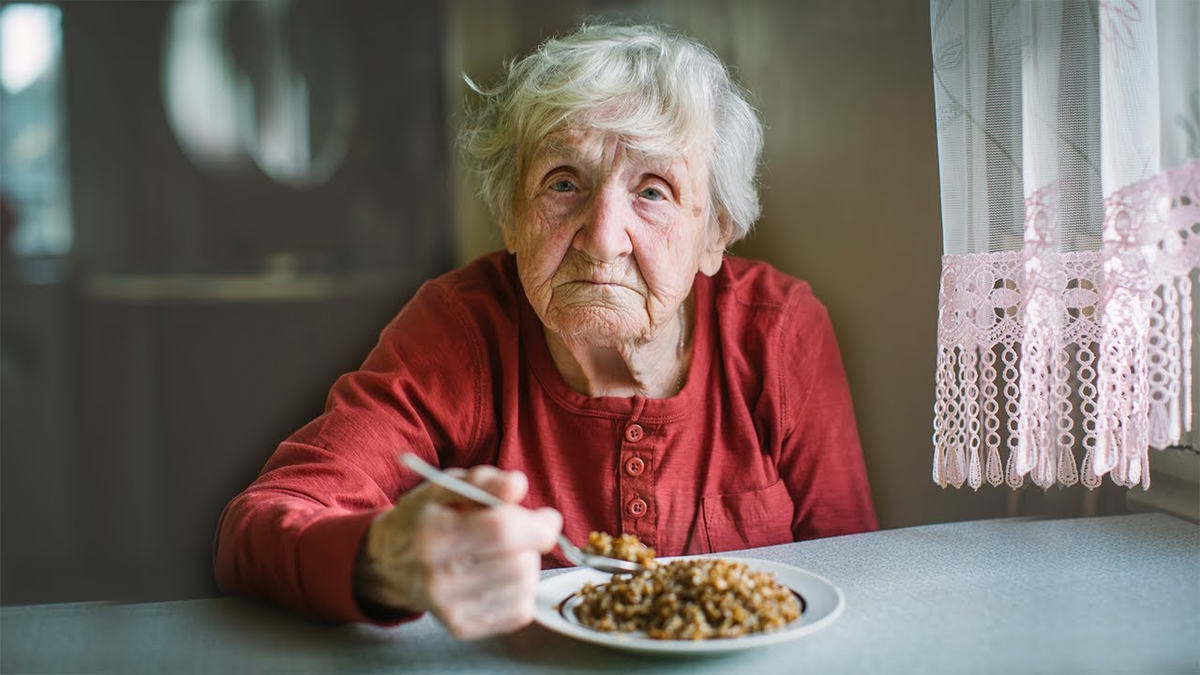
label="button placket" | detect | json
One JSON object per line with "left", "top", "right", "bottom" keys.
{"left": 618, "top": 418, "right": 654, "bottom": 545}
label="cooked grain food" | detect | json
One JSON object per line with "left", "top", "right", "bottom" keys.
{"left": 574, "top": 532, "right": 800, "bottom": 640}
{"left": 584, "top": 531, "right": 657, "bottom": 567}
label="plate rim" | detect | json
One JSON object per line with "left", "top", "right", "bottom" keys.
{"left": 533, "top": 555, "right": 845, "bottom": 655}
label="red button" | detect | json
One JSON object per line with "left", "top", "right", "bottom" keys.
{"left": 626, "top": 498, "right": 648, "bottom": 518}
{"left": 624, "top": 424, "right": 644, "bottom": 442}
{"left": 624, "top": 456, "right": 645, "bottom": 476}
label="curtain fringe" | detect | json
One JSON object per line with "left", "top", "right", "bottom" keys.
{"left": 933, "top": 158, "right": 1199, "bottom": 490}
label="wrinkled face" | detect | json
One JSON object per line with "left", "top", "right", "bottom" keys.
{"left": 505, "top": 127, "right": 728, "bottom": 348}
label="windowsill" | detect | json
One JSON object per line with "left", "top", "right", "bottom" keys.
{"left": 1125, "top": 446, "right": 1200, "bottom": 524}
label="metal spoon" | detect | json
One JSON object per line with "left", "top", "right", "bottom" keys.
{"left": 398, "top": 453, "right": 649, "bottom": 575}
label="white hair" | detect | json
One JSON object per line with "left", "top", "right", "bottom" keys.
{"left": 459, "top": 22, "right": 763, "bottom": 242}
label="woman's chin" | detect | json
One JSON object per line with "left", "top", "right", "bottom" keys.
{"left": 549, "top": 307, "right": 645, "bottom": 347}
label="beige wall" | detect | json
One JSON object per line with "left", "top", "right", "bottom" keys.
{"left": 716, "top": 0, "right": 1014, "bottom": 527}
{"left": 445, "top": 0, "right": 1021, "bottom": 529}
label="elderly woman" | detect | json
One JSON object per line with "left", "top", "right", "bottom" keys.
{"left": 214, "top": 23, "right": 876, "bottom": 638}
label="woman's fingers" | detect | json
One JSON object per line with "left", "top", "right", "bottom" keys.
{"left": 420, "top": 502, "right": 560, "bottom": 560}
{"left": 415, "top": 505, "right": 560, "bottom": 570}
{"left": 531, "top": 508, "right": 564, "bottom": 553}
{"left": 427, "top": 466, "right": 529, "bottom": 509}
{"left": 412, "top": 502, "right": 559, "bottom": 639}
{"left": 355, "top": 464, "right": 562, "bottom": 639}
{"left": 466, "top": 465, "right": 529, "bottom": 503}
{"left": 425, "top": 549, "right": 543, "bottom": 639}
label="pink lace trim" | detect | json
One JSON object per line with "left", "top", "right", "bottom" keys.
{"left": 933, "top": 159, "right": 1200, "bottom": 490}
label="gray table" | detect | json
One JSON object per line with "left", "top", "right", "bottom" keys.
{"left": 3, "top": 514, "right": 1197, "bottom": 674}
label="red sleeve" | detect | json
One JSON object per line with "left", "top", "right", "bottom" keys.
{"left": 213, "top": 279, "right": 488, "bottom": 624}
{"left": 776, "top": 289, "right": 878, "bottom": 540}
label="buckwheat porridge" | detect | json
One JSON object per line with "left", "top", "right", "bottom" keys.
{"left": 572, "top": 532, "right": 801, "bottom": 640}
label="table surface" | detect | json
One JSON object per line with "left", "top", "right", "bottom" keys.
{"left": 3, "top": 513, "right": 1197, "bottom": 674}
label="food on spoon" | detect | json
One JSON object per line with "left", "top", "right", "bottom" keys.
{"left": 583, "top": 531, "right": 657, "bottom": 568}
{"left": 574, "top": 532, "right": 801, "bottom": 640}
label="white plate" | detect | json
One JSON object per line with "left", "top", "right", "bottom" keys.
{"left": 533, "top": 556, "right": 845, "bottom": 655}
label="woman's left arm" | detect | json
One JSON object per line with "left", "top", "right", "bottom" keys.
{"left": 774, "top": 290, "right": 879, "bottom": 540}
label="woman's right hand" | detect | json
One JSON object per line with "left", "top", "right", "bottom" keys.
{"left": 353, "top": 465, "right": 562, "bottom": 639}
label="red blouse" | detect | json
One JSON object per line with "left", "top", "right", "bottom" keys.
{"left": 214, "top": 252, "right": 877, "bottom": 623}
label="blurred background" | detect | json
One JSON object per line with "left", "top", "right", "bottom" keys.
{"left": 0, "top": 0, "right": 1152, "bottom": 606}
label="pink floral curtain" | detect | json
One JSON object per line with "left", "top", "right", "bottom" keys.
{"left": 930, "top": 0, "right": 1199, "bottom": 490}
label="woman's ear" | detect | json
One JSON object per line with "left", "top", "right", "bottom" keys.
{"left": 502, "top": 191, "right": 525, "bottom": 253}
{"left": 501, "top": 222, "right": 517, "bottom": 253}
{"left": 698, "top": 212, "right": 732, "bottom": 276}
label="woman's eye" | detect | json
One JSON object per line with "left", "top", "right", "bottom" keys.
{"left": 639, "top": 187, "right": 665, "bottom": 201}
{"left": 550, "top": 179, "right": 576, "bottom": 193}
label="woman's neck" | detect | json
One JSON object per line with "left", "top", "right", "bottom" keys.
{"left": 545, "top": 297, "right": 692, "bottom": 398}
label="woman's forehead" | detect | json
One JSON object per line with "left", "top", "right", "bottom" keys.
{"left": 528, "top": 128, "right": 701, "bottom": 176}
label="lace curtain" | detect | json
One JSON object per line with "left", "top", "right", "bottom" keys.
{"left": 930, "top": 0, "right": 1199, "bottom": 490}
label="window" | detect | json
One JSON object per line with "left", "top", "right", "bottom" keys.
{"left": 0, "top": 3, "right": 72, "bottom": 273}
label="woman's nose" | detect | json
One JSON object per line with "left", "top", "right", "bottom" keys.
{"left": 573, "top": 187, "right": 633, "bottom": 262}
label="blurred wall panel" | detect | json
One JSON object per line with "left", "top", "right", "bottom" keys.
{"left": 0, "top": 280, "right": 83, "bottom": 604}
{"left": 75, "top": 284, "right": 414, "bottom": 601}
{"left": 66, "top": 0, "right": 453, "bottom": 279}
{"left": 2, "top": 0, "right": 453, "bottom": 603}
